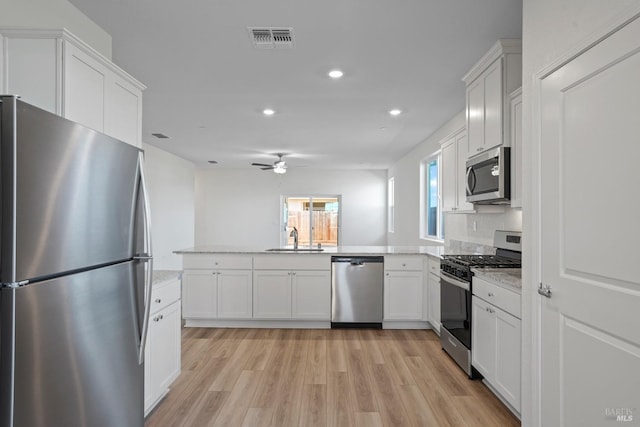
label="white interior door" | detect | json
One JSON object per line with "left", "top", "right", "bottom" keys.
{"left": 539, "top": 16, "right": 640, "bottom": 427}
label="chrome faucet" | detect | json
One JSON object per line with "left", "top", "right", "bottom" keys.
{"left": 289, "top": 226, "right": 299, "bottom": 249}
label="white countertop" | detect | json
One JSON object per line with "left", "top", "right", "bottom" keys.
{"left": 152, "top": 270, "right": 181, "bottom": 285}
{"left": 174, "top": 245, "right": 445, "bottom": 256}
{"left": 471, "top": 268, "right": 522, "bottom": 293}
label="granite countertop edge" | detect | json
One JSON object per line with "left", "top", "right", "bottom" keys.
{"left": 152, "top": 270, "right": 181, "bottom": 285}
{"left": 174, "top": 245, "right": 445, "bottom": 256}
{"left": 471, "top": 267, "right": 522, "bottom": 293}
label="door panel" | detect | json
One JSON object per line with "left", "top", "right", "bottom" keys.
{"left": 0, "top": 261, "right": 143, "bottom": 427}
{"left": 540, "top": 15, "right": 640, "bottom": 427}
{"left": 1, "top": 99, "right": 140, "bottom": 283}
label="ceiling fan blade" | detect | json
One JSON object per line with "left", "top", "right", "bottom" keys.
{"left": 260, "top": 166, "right": 274, "bottom": 170}
{"left": 251, "top": 162, "right": 272, "bottom": 167}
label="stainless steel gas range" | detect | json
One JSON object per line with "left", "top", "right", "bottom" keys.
{"left": 439, "top": 230, "right": 522, "bottom": 378}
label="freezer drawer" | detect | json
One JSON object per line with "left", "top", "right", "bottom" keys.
{"left": 0, "top": 261, "right": 144, "bottom": 427}
{"left": 331, "top": 256, "right": 384, "bottom": 327}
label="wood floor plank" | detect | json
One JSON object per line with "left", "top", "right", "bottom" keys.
{"left": 299, "top": 384, "right": 327, "bottom": 427}
{"left": 377, "top": 332, "right": 416, "bottom": 386}
{"left": 145, "top": 328, "right": 521, "bottom": 427}
{"left": 354, "top": 412, "right": 384, "bottom": 427}
{"left": 269, "top": 329, "right": 309, "bottom": 427}
{"left": 242, "top": 407, "right": 274, "bottom": 427}
{"left": 304, "top": 329, "right": 327, "bottom": 385}
{"left": 327, "top": 371, "right": 354, "bottom": 427}
{"left": 326, "top": 329, "right": 348, "bottom": 373}
{"left": 369, "top": 363, "right": 412, "bottom": 427}
{"left": 212, "top": 370, "right": 262, "bottom": 427}
{"left": 397, "top": 384, "right": 441, "bottom": 427}
{"left": 345, "top": 338, "right": 378, "bottom": 412}
{"left": 357, "top": 329, "right": 386, "bottom": 365}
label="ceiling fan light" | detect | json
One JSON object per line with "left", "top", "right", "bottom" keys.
{"left": 273, "top": 164, "right": 287, "bottom": 174}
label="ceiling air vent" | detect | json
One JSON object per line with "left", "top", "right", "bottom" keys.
{"left": 248, "top": 27, "right": 294, "bottom": 49}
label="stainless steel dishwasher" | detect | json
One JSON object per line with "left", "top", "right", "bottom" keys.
{"left": 331, "top": 256, "right": 384, "bottom": 328}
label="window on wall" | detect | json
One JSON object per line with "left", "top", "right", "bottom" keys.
{"left": 422, "top": 153, "right": 444, "bottom": 240}
{"left": 388, "top": 177, "right": 395, "bottom": 233}
{"left": 282, "top": 196, "right": 340, "bottom": 247}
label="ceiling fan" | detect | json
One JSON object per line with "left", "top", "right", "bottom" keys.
{"left": 251, "top": 154, "right": 288, "bottom": 174}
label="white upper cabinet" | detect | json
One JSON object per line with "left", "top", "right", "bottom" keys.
{"left": 509, "top": 88, "right": 523, "bottom": 208}
{"left": 0, "top": 29, "right": 145, "bottom": 147}
{"left": 441, "top": 128, "right": 474, "bottom": 213}
{"left": 462, "top": 40, "right": 521, "bottom": 158}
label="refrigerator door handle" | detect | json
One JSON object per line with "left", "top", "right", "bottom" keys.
{"left": 136, "top": 152, "right": 154, "bottom": 365}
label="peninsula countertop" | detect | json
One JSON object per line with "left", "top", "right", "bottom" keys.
{"left": 174, "top": 245, "right": 445, "bottom": 257}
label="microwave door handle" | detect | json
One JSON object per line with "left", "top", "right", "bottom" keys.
{"left": 466, "top": 167, "right": 476, "bottom": 195}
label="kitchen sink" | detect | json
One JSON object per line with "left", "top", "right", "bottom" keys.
{"left": 265, "top": 248, "right": 325, "bottom": 252}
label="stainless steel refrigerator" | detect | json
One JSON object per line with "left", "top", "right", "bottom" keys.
{"left": 0, "top": 96, "right": 153, "bottom": 427}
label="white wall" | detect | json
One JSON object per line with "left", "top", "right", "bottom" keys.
{"left": 143, "top": 144, "right": 196, "bottom": 270}
{"left": 0, "top": 0, "right": 112, "bottom": 58}
{"left": 387, "top": 111, "right": 465, "bottom": 246}
{"left": 387, "top": 109, "right": 523, "bottom": 247}
{"left": 195, "top": 168, "right": 387, "bottom": 247}
{"left": 521, "top": 2, "right": 640, "bottom": 426}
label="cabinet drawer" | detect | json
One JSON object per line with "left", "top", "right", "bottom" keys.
{"left": 384, "top": 256, "right": 423, "bottom": 271}
{"left": 472, "top": 277, "right": 520, "bottom": 318}
{"left": 253, "top": 255, "right": 330, "bottom": 271}
{"left": 183, "top": 254, "right": 253, "bottom": 269}
{"left": 427, "top": 256, "right": 440, "bottom": 275}
{"left": 151, "top": 278, "right": 181, "bottom": 314}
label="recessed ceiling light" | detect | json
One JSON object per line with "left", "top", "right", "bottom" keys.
{"left": 263, "top": 108, "right": 275, "bottom": 116}
{"left": 389, "top": 109, "right": 402, "bottom": 116}
{"left": 328, "top": 69, "right": 344, "bottom": 79}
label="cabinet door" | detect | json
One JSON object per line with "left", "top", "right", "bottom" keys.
{"left": 384, "top": 271, "right": 423, "bottom": 320}
{"left": 63, "top": 42, "right": 106, "bottom": 133}
{"left": 495, "top": 309, "right": 521, "bottom": 412}
{"left": 182, "top": 270, "right": 217, "bottom": 318}
{"left": 471, "top": 296, "right": 496, "bottom": 379}
{"left": 483, "top": 58, "right": 503, "bottom": 152}
{"left": 253, "top": 270, "right": 291, "bottom": 319}
{"left": 441, "top": 138, "right": 457, "bottom": 212}
{"left": 4, "top": 37, "right": 59, "bottom": 114}
{"left": 427, "top": 272, "right": 441, "bottom": 333}
{"left": 509, "top": 91, "right": 523, "bottom": 208}
{"left": 104, "top": 74, "right": 142, "bottom": 147}
{"left": 145, "top": 300, "right": 181, "bottom": 414}
{"left": 217, "top": 270, "right": 253, "bottom": 319}
{"left": 466, "top": 78, "right": 485, "bottom": 155}
{"left": 455, "top": 131, "right": 474, "bottom": 211}
{"left": 291, "top": 270, "right": 330, "bottom": 320}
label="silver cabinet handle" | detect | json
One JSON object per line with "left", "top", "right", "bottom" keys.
{"left": 155, "top": 298, "right": 161, "bottom": 303}
{"left": 538, "top": 283, "right": 552, "bottom": 298}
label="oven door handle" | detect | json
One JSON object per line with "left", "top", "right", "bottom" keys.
{"left": 440, "top": 271, "right": 471, "bottom": 292}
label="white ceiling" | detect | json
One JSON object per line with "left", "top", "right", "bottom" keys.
{"left": 68, "top": 0, "right": 522, "bottom": 170}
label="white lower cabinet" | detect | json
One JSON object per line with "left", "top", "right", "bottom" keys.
{"left": 291, "top": 270, "right": 331, "bottom": 320}
{"left": 182, "top": 255, "right": 253, "bottom": 321}
{"left": 216, "top": 270, "right": 253, "bottom": 319}
{"left": 471, "top": 277, "right": 521, "bottom": 414}
{"left": 253, "top": 269, "right": 331, "bottom": 320}
{"left": 427, "top": 272, "right": 441, "bottom": 333}
{"left": 383, "top": 256, "right": 423, "bottom": 321}
{"left": 145, "top": 277, "right": 181, "bottom": 416}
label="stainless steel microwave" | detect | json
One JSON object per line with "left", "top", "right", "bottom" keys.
{"left": 465, "top": 147, "right": 510, "bottom": 204}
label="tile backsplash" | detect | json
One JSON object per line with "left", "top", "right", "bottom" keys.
{"left": 445, "top": 207, "right": 522, "bottom": 248}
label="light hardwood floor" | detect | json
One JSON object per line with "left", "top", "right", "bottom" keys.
{"left": 145, "top": 328, "right": 520, "bottom": 427}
